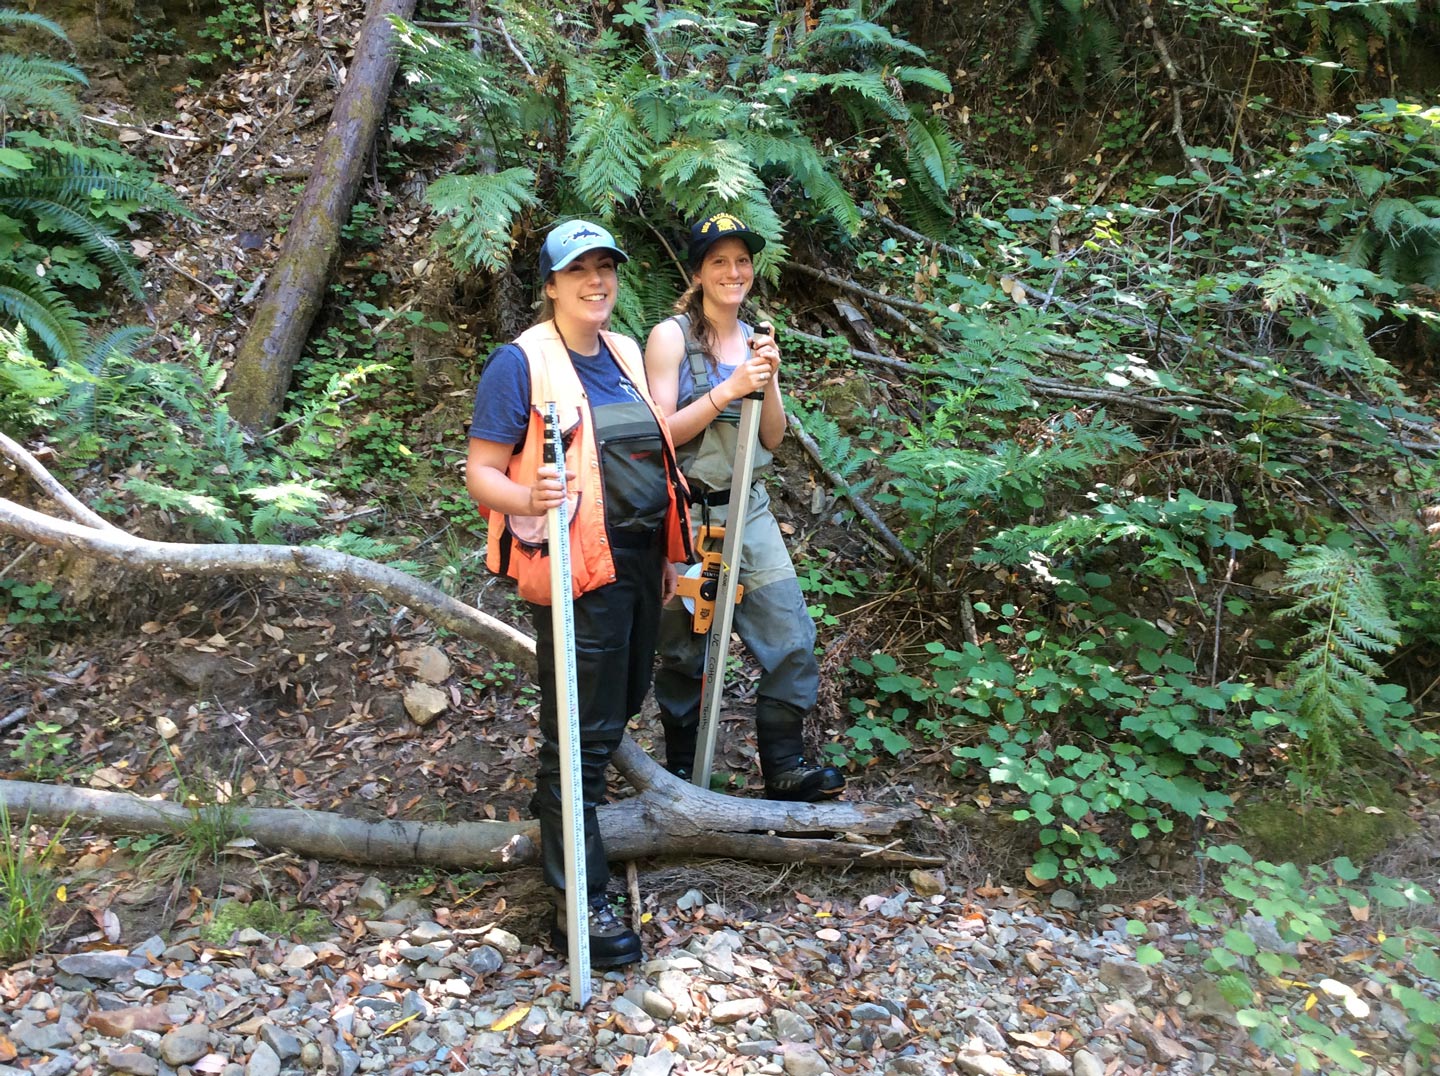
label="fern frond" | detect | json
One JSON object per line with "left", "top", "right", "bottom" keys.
{"left": 122, "top": 477, "right": 242, "bottom": 543}
{"left": 0, "top": 267, "right": 83, "bottom": 362}
{"left": 906, "top": 110, "right": 958, "bottom": 197}
{"left": 308, "top": 532, "right": 402, "bottom": 559}
{"left": 758, "top": 70, "right": 907, "bottom": 121}
{"left": 0, "top": 55, "right": 85, "bottom": 123}
{"left": 426, "top": 168, "right": 538, "bottom": 272}
{"left": 79, "top": 325, "right": 153, "bottom": 377}
{"left": 0, "top": 10, "right": 67, "bottom": 38}
{"left": 818, "top": 70, "right": 909, "bottom": 120}
{"left": 389, "top": 16, "right": 526, "bottom": 115}
{"left": 737, "top": 131, "right": 861, "bottom": 235}
{"left": 649, "top": 139, "right": 713, "bottom": 191}
{"left": 1277, "top": 544, "right": 1401, "bottom": 776}
{"left": 632, "top": 85, "right": 677, "bottom": 143}
{"left": 58, "top": 324, "right": 154, "bottom": 427}
{"left": 566, "top": 97, "right": 648, "bottom": 214}
{"left": 612, "top": 250, "right": 682, "bottom": 340}
{"left": 790, "top": 403, "right": 874, "bottom": 494}
{"left": 1084, "top": 16, "right": 1124, "bottom": 80}
{"left": 0, "top": 193, "right": 143, "bottom": 294}
{"left": 1357, "top": 2, "right": 1392, "bottom": 36}
{"left": 803, "top": 6, "right": 927, "bottom": 58}
{"left": 12, "top": 156, "right": 190, "bottom": 219}
{"left": 1012, "top": 0, "right": 1047, "bottom": 71}
{"left": 891, "top": 65, "right": 952, "bottom": 93}
{"left": 1341, "top": 225, "right": 1382, "bottom": 269}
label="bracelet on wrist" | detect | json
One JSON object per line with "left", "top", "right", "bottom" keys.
{"left": 707, "top": 389, "right": 722, "bottom": 413}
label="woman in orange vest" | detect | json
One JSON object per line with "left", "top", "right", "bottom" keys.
{"left": 465, "top": 220, "right": 692, "bottom": 967}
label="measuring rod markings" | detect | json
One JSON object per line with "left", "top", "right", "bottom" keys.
{"left": 692, "top": 326, "right": 771, "bottom": 790}
{"left": 545, "top": 402, "right": 590, "bottom": 1007}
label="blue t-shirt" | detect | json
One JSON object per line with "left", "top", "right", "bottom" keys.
{"left": 469, "top": 341, "right": 669, "bottom": 534}
{"left": 469, "top": 342, "right": 650, "bottom": 448}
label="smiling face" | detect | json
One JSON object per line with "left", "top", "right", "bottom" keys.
{"left": 545, "top": 249, "right": 618, "bottom": 337}
{"left": 694, "top": 236, "right": 755, "bottom": 311}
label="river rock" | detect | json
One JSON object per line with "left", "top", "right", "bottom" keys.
{"left": 159, "top": 1024, "right": 209, "bottom": 1066}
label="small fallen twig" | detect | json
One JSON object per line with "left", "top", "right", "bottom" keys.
{"left": 785, "top": 261, "right": 937, "bottom": 319}
{"left": 161, "top": 255, "right": 230, "bottom": 306}
{"left": 786, "top": 413, "right": 918, "bottom": 574}
{"left": 82, "top": 115, "right": 204, "bottom": 143}
{"left": 0, "top": 660, "right": 93, "bottom": 733}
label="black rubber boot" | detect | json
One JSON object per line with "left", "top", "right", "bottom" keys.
{"left": 661, "top": 705, "right": 699, "bottom": 781}
{"left": 755, "top": 697, "right": 845, "bottom": 802}
{"left": 550, "top": 891, "right": 643, "bottom": 968}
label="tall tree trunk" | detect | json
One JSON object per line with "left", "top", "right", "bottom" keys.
{"left": 228, "top": 0, "right": 417, "bottom": 431}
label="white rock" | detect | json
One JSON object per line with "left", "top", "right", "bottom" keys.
{"left": 403, "top": 683, "right": 448, "bottom": 725}
{"left": 406, "top": 645, "right": 452, "bottom": 684}
{"left": 780, "top": 1044, "right": 828, "bottom": 1076}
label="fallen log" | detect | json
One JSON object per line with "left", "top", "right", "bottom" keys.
{"left": 227, "top": 0, "right": 418, "bottom": 430}
{"left": 0, "top": 743, "right": 935, "bottom": 870}
{"left": 0, "top": 438, "right": 931, "bottom": 869}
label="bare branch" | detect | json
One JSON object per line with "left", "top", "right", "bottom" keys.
{"left": 0, "top": 432, "right": 118, "bottom": 531}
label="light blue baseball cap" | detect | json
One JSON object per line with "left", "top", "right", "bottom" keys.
{"left": 539, "top": 220, "right": 628, "bottom": 277}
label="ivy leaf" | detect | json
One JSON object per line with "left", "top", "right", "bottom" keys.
{"left": 1223, "top": 928, "right": 1259, "bottom": 956}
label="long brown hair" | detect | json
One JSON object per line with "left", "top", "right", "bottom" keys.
{"left": 674, "top": 280, "right": 754, "bottom": 371}
{"left": 674, "top": 281, "right": 716, "bottom": 364}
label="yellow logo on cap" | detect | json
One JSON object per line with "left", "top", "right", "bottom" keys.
{"left": 702, "top": 213, "right": 745, "bottom": 234}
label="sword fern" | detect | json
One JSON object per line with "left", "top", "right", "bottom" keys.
{"left": 1278, "top": 545, "right": 1401, "bottom": 780}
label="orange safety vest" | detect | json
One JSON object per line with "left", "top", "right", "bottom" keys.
{"left": 485, "top": 321, "right": 693, "bottom": 604}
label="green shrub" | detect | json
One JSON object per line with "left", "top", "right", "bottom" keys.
{"left": 0, "top": 803, "right": 61, "bottom": 962}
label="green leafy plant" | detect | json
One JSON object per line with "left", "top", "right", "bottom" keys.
{"left": 1166, "top": 846, "right": 1440, "bottom": 1072}
{"left": 161, "top": 742, "right": 247, "bottom": 875}
{"left": 64, "top": 330, "right": 370, "bottom": 543}
{"left": 795, "top": 549, "right": 870, "bottom": 629}
{"left": 391, "top": 0, "right": 957, "bottom": 294}
{"left": 0, "top": 9, "right": 188, "bottom": 362}
{"left": 114, "top": 833, "right": 165, "bottom": 856}
{"left": 848, "top": 580, "right": 1248, "bottom": 887}
{"left": 879, "top": 400, "right": 1142, "bottom": 584}
{"left": 196, "top": 1, "right": 277, "bottom": 64}
{"left": 982, "top": 488, "right": 1255, "bottom": 585}
{"left": 1012, "top": 0, "right": 1124, "bottom": 95}
{"left": 8, "top": 719, "right": 73, "bottom": 779}
{"left": 0, "top": 578, "right": 74, "bottom": 628}
{"left": 425, "top": 169, "right": 538, "bottom": 273}
{"left": 0, "top": 801, "right": 62, "bottom": 961}
{"left": 121, "top": 14, "right": 184, "bottom": 64}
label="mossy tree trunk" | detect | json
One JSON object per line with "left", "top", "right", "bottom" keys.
{"left": 228, "top": 0, "right": 417, "bottom": 431}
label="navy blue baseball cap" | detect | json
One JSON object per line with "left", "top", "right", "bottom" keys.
{"left": 688, "top": 212, "right": 766, "bottom": 268}
{"left": 539, "top": 220, "right": 628, "bottom": 277}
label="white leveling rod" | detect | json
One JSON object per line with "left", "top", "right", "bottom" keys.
{"left": 544, "top": 403, "right": 590, "bottom": 1007}
{"left": 692, "top": 322, "right": 772, "bottom": 790}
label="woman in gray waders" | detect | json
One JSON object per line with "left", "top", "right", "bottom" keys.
{"left": 466, "top": 220, "right": 692, "bottom": 966}
{"left": 644, "top": 213, "right": 845, "bottom": 802}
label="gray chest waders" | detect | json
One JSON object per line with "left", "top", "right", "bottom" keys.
{"left": 544, "top": 403, "right": 590, "bottom": 1007}
{"left": 691, "top": 385, "right": 765, "bottom": 791}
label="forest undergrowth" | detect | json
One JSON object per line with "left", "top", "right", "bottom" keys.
{"left": 2, "top": 0, "right": 1440, "bottom": 1069}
